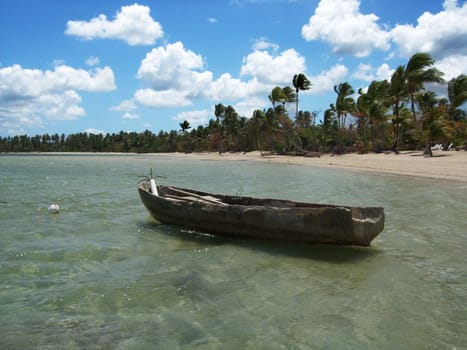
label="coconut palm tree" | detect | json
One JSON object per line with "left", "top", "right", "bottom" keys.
{"left": 388, "top": 66, "right": 409, "bottom": 153}
{"left": 330, "top": 82, "right": 355, "bottom": 129}
{"left": 292, "top": 73, "right": 311, "bottom": 119}
{"left": 179, "top": 120, "right": 190, "bottom": 133}
{"left": 328, "top": 82, "right": 355, "bottom": 153}
{"left": 447, "top": 74, "right": 467, "bottom": 121}
{"left": 417, "top": 91, "right": 451, "bottom": 156}
{"left": 214, "top": 103, "right": 225, "bottom": 154}
{"left": 405, "top": 52, "right": 444, "bottom": 124}
{"left": 268, "top": 86, "right": 284, "bottom": 111}
{"left": 251, "top": 109, "right": 265, "bottom": 153}
{"left": 356, "top": 80, "right": 390, "bottom": 150}
{"left": 281, "top": 86, "right": 296, "bottom": 111}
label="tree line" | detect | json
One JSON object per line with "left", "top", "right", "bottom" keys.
{"left": 1, "top": 53, "right": 466, "bottom": 156}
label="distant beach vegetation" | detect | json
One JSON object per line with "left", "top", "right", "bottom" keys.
{"left": 1, "top": 53, "right": 466, "bottom": 156}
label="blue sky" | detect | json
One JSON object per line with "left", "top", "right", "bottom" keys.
{"left": 1, "top": 0, "right": 466, "bottom": 137}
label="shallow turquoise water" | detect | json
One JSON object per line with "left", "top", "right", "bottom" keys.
{"left": 0, "top": 154, "right": 465, "bottom": 349}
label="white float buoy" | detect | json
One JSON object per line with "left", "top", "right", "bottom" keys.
{"left": 48, "top": 204, "right": 60, "bottom": 214}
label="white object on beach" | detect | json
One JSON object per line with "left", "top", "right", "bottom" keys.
{"left": 150, "top": 178, "right": 158, "bottom": 196}
{"left": 48, "top": 204, "right": 60, "bottom": 214}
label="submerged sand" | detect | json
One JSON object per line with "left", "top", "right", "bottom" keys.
{"left": 155, "top": 150, "right": 467, "bottom": 182}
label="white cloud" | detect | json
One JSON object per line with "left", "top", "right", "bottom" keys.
{"left": 252, "top": 37, "right": 279, "bottom": 52}
{"left": 0, "top": 64, "right": 116, "bottom": 134}
{"left": 301, "top": 0, "right": 390, "bottom": 57}
{"left": 0, "top": 64, "right": 115, "bottom": 96}
{"left": 130, "top": 41, "right": 348, "bottom": 113}
{"left": 85, "top": 128, "right": 105, "bottom": 135}
{"left": 110, "top": 99, "right": 137, "bottom": 112}
{"left": 37, "top": 90, "right": 85, "bottom": 120}
{"left": 134, "top": 42, "right": 297, "bottom": 108}
{"left": 233, "top": 97, "right": 269, "bottom": 118}
{"left": 390, "top": 0, "right": 467, "bottom": 59}
{"left": 208, "top": 17, "right": 218, "bottom": 23}
{"left": 210, "top": 74, "right": 264, "bottom": 100}
{"left": 134, "top": 89, "right": 192, "bottom": 108}
{"left": 86, "top": 56, "right": 100, "bottom": 66}
{"left": 375, "top": 63, "right": 394, "bottom": 82}
{"left": 137, "top": 41, "right": 212, "bottom": 93}
{"left": 65, "top": 4, "right": 163, "bottom": 45}
{"left": 352, "top": 63, "right": 373, "bottom": 82}
{"left": 352, "top": 63, "right": 394, "bottom": 83}
{"left": 300, "top": 0, "right": 467, "bottom": 83}
{"left": 240, "top": 49, "right": 306, "bottom": 84}
{"left": 122, "top": 112, "right": 140, "bottom": 120}
{"left": 434, "top": 54, "right": 467, "bottom": 81}
{"left": 309, "top": 64, "right": 348, "bottom": 94}
{"left": 172, "top": 109, "right": 211, "bottom": 126}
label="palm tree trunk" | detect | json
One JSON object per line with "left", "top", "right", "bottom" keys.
{"left": 295, "top": 94, "right": 299, "bottom": 119}
{"left": 424, "top": 140, "right": 433, "bottom": 157}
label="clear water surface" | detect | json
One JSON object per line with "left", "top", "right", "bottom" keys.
{"left": 0, "top": 154, "right": 465, "bottom": 349}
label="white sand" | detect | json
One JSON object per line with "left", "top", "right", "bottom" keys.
{"left": 155, "top": 150, "right": 467, "bottom": 182}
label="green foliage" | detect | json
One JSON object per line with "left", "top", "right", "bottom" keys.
{"left": 1, "top": 53, "right": 466, "bottom": 155}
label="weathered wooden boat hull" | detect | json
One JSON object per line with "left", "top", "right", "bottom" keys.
{"left": 138, "top": 183, "right": 385, "bottom": 246}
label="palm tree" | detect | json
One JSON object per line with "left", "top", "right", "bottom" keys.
{"left": 356, "top": 80, "right": 390, "bottom": 150}
{"left": 292, "top": 73, "right": 311, "bottom": 119}
{"left": 330, "top": 82, "right": 355, "bottom": 129}
{"left": 179, "top": 120, "right": 190, "bottom": 133}
{"left": 251, "top": 109, "right": 265, "bottom": 153}
{"left": 388, "top": 66, "right": 409, "bottom": 153}
{"left": 268, "top": 86, "right": 284, "bottom": 111}
{"left": 281, "top": 86, "right": 296, "bottom": 111}
{"left": 214, "top": 103, "right": 225, "bottom": 154}
{"left": 405, "top": 52, "right": 444, "bottom": 124}
{"left": 322, "top": 108, "right": 338, "bottom": 149}
{"left": 417, "top": 91, "right": 450, "bottom": 156}
{"left": 447, "top": 74, "right": 467, "bottom": 121}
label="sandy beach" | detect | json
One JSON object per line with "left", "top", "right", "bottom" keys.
{"left": 155, "top": 150, "right": 467, "bottom": 182}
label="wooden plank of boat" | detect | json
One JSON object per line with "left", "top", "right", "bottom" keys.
{"left": 138, "top": 181, "right": 385, "bottom": 246}
{"left": 167, "top": 187, "right": 229, "bottom": 206}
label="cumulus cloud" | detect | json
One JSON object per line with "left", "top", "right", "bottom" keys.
{"left": 172, "top": 109, "right": 211, "bottom": 126}
{"left": 434, "top": 54, "right": 467, "bottom": 81}
{"left": 0, "top": 64, "right": 115, "bottom": 96}
{"left": 65, "top": 4, "right": 163, "bottom": 45}
{"left": 301, "top": 0, "right": 390, "bottom": 57}
{"left": 390, "top": 0, "right": 467, "bottom": 59}
{"left": 309, "top": 64, "right": 348, "bottom": 94}
{"left": 0, "top": 64, "right": 116, "bottom": 134}
{"left": 301, "top": 0, "right": 467, "bottom": 68}
{"left": 134, "top": 89, "right": 192, "bottom": 108}
{"left": 129, "top": 39, "right": 348, "bottom": 115}
{"left": 352, "top": 63, "right": 394, "bottom": 83}
{"left": 133, "top": 42, "right": 307, "bottom": 109}
{"left": 137, "top": 41, "right": 211, "bottom": 92}
{"left": 233, "top": 97, "right": 269, "bottom": 118}
{"left": 209, "top": 74, "right": 260, "bottom": 101}
{"left": 240, "top": 49, "right": 306, "bottom": 84}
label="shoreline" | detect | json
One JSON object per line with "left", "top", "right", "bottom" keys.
{"left": 4, "top": 150, "right": 467, "bottom": 182}
{"left": 153, "top": 150, "right": 467, "bottom": 183}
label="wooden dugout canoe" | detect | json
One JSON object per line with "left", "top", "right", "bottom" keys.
{"left": 138, "top": 180, "right": 385, "bottom": 246}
